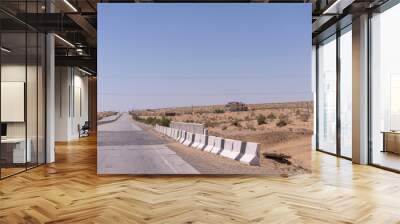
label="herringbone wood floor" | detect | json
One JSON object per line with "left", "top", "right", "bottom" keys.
{"left": 1, "top": 135, "right": 400, "bottom": 224}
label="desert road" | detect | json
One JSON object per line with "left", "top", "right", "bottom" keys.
{"left": 97, "top": 113, "right": 199, "bottom": 174}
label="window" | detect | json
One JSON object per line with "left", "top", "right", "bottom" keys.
{"left": 370, "top": 2, "right": 400, "bottom": 171}
{"left": 0, "top": 2, "right": 46, "bottom": 179}
{"left": 317, "top": 35, "right": 337, "bottom": 154}
{"left": 339, "top": 26, "right": 352, "bottom": 158}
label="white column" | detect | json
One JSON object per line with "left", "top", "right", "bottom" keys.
{"left": 55, "top": 67, "right": 73, "bottom": 141}
{"left": 352, "top": 14, "right": 369, "bottom": 164}
{"left": 46, "top": 33, "right": 55, "bottom": 163}
{"left": 312, "top": 45, "right": 317, "bottom": 150}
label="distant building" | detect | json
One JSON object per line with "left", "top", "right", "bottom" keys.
{"left": 165, "top": 112, "right": 177, "bottom": 116}
{"left": 225, "top": 102, "right": 248, "bottom": 112}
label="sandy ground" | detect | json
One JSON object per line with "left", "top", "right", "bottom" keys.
{"left": 139, "top": 122, "right": 308, "bottom": 175}
{"left": 213, "top": 131, "right": 311, "bottom": 171}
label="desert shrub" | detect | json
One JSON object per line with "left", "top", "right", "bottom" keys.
{"left": 159, "top": 116, "right": 171, "bottom": 127}
{"left": 267, "top": 113, "right": 276, "bottom": 120}
{"left": 276, "top": 119, "right": 288, "bottom": 127}
{"left": 98, "top": 111, "right": 118, "bottom": 120}
{"left": 256, "top": 114, "right": 267, "bottom": 125}
{"left": 279, "top": 113, "right": 288, "bottom": 120}
{"left": 205, "top": 121, "right": 217, "bottom": 128}
{"left": 299, "top": 112, "right": 310, "bottom": 122}
{"left": 221, "top": 125, "right": 228, "bottom": 130}
{"left": 214, "top": 109, "right": 225, "bottom": 114}
{"left": 131, "top": 113, "right": 140, "bottom": 120}
{"left": 131, "top": 114, "right": 170, "bottom": 127}
{"left": 246, "top": 123, "right": 256, "bottom": 131}
{"left": 295, "top": 109, "right": 301, "bottom": 116}
{"left": 276, "top": 114, "right": 289, "bottom": 127}
{"left": 146, "top": 116, "right": 157, "bottom": 125}
{"left": 231, "top": 119, "right": 241, "bottom": 127}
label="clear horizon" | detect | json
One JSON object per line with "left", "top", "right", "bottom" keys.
{"left": 98, "top": 4, "right": 312, "bottom": 111}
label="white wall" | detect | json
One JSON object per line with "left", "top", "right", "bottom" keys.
{"left": 1, "top": 63, "right": 46, "bottom": 164}
{"left": 55, "top": 66, "right": 70, "bottom": 141}
{"left": 55, "top": 67, "right": 89, "bottom": 141}
{"left": 1, "top": 64, "right": 38, "bottom": 138}
{"left": 312, "top": 45, "right": 317, "bottom": 150}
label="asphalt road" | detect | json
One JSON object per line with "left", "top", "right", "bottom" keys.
{"left": 97, "top": 113, "right": 199, "bottom": 174}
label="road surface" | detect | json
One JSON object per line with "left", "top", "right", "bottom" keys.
{"left": 97, "top": 113, "right": 199, "bottom": 174}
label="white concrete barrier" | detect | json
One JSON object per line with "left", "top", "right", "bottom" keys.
{"left": 196, "top": 135, "right": 208, "bottom": 150}
{"left": 176, "top": 130, "right": 184, "bottom": 142}
{"left": 203, "top": 136, "right": 216, "bottom": 152}
{"left": 231, "top": 140, "right": 245, "bottom": 160}
{"left": 172, "top": 128, "right": 177, "bottom": 138}
{"left": 170, "top": 121, "right": 206, "bottom": 134}
{"left": 191, "top": 134, "right": 202, "bottom": 149}
{"left": 179, "top": 131, "right": 187, "bottom": 143}
{"left": 175, "top": 129, "right": 182, "bottom": 141}
{"left": 183, "top": 132, "right": 195, "bottom": 146}
{"left": 154, "top": 125, "right": 260, "bottom": 166}
{"left": 239, "top": 142, "right": 260, "bottom": 166}
{"left": 210, "top": 137, "right": 224, "bottom": 154}
{"left": 219, "top": 139, "right": 234, "bottom": 158}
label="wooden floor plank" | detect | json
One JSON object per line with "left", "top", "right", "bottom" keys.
{"left": 0, "top": 135, "right": 400, "bottom": 223}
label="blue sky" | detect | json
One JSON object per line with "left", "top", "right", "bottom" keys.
{"left": 98, "top": 4, "right": 311, "bottom": 111}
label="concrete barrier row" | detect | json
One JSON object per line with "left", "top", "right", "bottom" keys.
{"left": 97, "top": 113, "right": 122, "bottom": 125}
{"left": 155, "top": 124, "right": 260, "bottom": 166}
{"left": 170, "top": 121, "right": 208, "bottom": 135}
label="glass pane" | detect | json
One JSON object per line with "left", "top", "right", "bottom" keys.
{"left": 317, "top": 36, "right": 337, "bottom": 154}
{"left": 38, "top": 33, "right": 46, "bottom": 165}
{"left": 1, "top": 31, "right": 27, "bottom": 177}
{"left": 27, "top": 31, "right": 38, "bottom": 169}
{"left": 340, "top": 28, "right": 352, "bottom": 158}
{"left": 371, "top": 4, "right": 400, "bottom": 171}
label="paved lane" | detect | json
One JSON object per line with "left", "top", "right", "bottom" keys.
{"left": 98, "top": 113, "right": 141, "bottom": 132}
{"left": 97, "top": 113, "right": 199, "bottom": 174}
